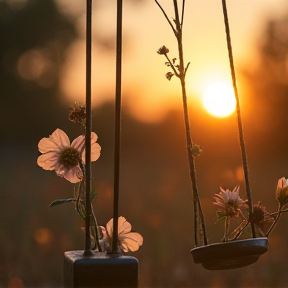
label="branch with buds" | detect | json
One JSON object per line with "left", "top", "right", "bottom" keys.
{"left": 155, "top": 0, "right": 207, "bottom": 247}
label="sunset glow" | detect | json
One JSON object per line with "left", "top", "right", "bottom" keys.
{"left": 57, "top": 0, "right": 286, "bottom": 123}
{"left": 202, "top": 81, "right": 236, "bottom": 117}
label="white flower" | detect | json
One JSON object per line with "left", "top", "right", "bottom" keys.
{"left": 37, "top": 128, "right": 101, "bottom": 183}
{"left": 101, "top": 216, "right": 143, "bottom": 253}
{"left": 276, "top": 177, "right": 288, "bottom": 206}
{"left": 213, "top": 186, "right": 248, "bottom": 218}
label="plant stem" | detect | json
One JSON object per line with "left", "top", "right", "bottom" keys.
{"left": 156, "top": 0, "right": 208, "bottom": 246}
{"left": 231, "top": 221, "right": 249, "bottom": 240}
{"left": 180, "top": 0, "right": 186, "bottom": 26}
{"left": 155, "top": 0, "right": 177, "bottom": 36}
{"left": 266, "top": 205, "right": 283, "bottom": 237}
{"left": 91, "top": 206, "right": 102, "bottom": 252}
{"left": 173, "top": 0, "right": 207, "bottom": 246}
{"left": 224, "top": 217, "right": 230, "bottom": 241}
{"left": 164, "top": 54, "right": 179, "bottom": 77}
{"left": 270, "top": 207, "right": 288, "bottom": 217}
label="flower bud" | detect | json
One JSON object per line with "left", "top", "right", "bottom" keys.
{"left": 191, "top": 144, "right": 202, "bottom": 157}
{"left": 276, "top": 177, "right": 288, "bottom": 206}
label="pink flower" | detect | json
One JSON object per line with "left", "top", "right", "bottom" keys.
{"left": 101, "top": 217, "right": 143, "bottom": 253}
{"left": 213, "top": 186, "right": 248, "bottom": 218}
{"left": 37, "top": 128, "right": 101, "bottom": 183}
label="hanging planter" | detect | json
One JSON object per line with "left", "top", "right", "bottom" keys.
{"left": 155, "top": 0, "right": 288, "bottom": 271}
{"left": 191, "top": 237, "right": 268, "bottom": 270}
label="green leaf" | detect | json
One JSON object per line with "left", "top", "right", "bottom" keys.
{"left": 90, "top": 190, "right": 98, "bottom": 201}
{"left": 49, "top": 198, "right": 77, "bottom": 208}
{"left": 216, "top": 211, "right": 227, "bottom": 221}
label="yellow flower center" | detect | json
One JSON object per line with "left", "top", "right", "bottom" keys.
{"left": 59, "top": 147, "right": 81, "bottom": 169}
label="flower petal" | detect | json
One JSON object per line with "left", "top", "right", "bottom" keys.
{"left": 91, "top": 132, "right": 98, "bottom": 142}
{"left": 91, "top": 143, "right": 101, "bottom": 162}
{"left": 71, "top": 134, "right": 85, "bottom": 151}
{"left": 38, "top": 138, "right": 59, "bottom": 154}
{"left": 81, "top": 132, "right": 101, "bottom": 163}
{"left": 55, "top": 164, "right": 83, "bottom": 183}
{"left": 38, "top": 129, "right": 70, "bottom": 153}
{"left": 119, "top": 241, "right": 129, "bottom": 253}
{"left": 118, "top": 217, "right": 132, "bottom": 235}
{"left": 100, "top": 226, "right": 108, "bottom": 240}
{"left": 104, "top": 217, "right": 143, "bottom": 252}
{"left": 119, "top": 232, "right": 143, "bottom": 252}
{"left": 106, "top": 217, "right": 133, "bottom": 238}
{"left": 37, "top": 152, "right": 59, "bottom": 170}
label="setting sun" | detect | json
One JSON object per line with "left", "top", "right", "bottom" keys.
{"left": 202, "top": 81, "right": 236, "bottom": 117}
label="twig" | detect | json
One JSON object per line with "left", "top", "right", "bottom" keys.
{"left": 180, "top": 0, "right": 186, "bottom": 27}
{"left": 156, "top": 0, "right": 208, "bottom": 247}
{"left": 172, "top": 0, "right": 207, "bottom": 246}
{"left": 266, "top": 205, "right": 283, "bottom": 237}
{"left": 155, "top": 0, "right": 177, "bottom": 36}
{"left": 164, "top": 54, "right": 180, "bottom": 77}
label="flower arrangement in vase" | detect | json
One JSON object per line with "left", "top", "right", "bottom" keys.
{"left": 37, "top": 1, "right": 143, "bottom": 287}
{"left": 37, "top": 106, "right": 143, "bottom": 254}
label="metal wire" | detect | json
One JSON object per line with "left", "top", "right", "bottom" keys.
{"left": 221, "top": 0, "right": 256, "bottom": 238}
{"left": 84, "top": 0, "right": 93, "bottom": 255}
{"left": 111, "top": 0, "right": 123, "bottom": 254}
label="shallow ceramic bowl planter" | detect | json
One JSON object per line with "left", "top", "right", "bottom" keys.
{"left": 190, "top": 237, "right": 268, "bottom": 270}
{"left": 64, "top": 251, "right": 138, "bottom": 288}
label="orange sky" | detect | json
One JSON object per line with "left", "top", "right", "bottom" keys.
{"left": 56, "top": 0, "right": 287, "bottom": 122}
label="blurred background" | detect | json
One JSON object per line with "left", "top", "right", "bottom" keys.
{"left": 1, "top": 0, "right": 288, "bottom": 287}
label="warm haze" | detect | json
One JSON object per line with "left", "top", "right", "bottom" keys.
{"left": 58, "top": 0, "right": 287, "bottom": 122}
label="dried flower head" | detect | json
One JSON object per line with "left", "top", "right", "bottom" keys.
{"left": 213, "top": 186, "right": 248, "bottom": 218}
{"left": 249, "top": 202, "right": 271, "bottom": 224}
{"left": 276, "top": 177, "right": 288, "bottom": 206}
{"left": 37, "top": 128, "right": 101, "bottom": 183}
{"left": 100, "top": 216, "right": 143, "bottom": 253}
{"left": 157, "top": 45, "right": 169, "bottom": 55}
{"left": 68, "top": 103, "right": 86, "bottom": 126}
{"left": 249, "top": 202, "right": 274, "bottom": 235}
